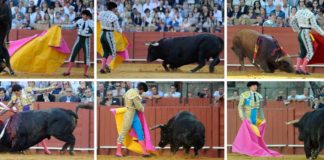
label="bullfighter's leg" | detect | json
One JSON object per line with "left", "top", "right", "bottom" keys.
{"left": 300, "top": 29, "right": 313, "bottom": 75}
{"left": 63, "top": 36, "right": 83, "bottom": 76}
{"left": 190, "top": 55, "right": 206, "bottom": 73}
{"left": 162, "top": 61, "right": 170, "bottom": 72}
{"left": 209, "top": 57, "right": 220, "bottom": 73}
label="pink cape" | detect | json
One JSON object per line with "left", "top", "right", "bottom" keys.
{"left": 110, "top": 109, "right": 156, "bottom": 152}
{"left": 232, "top": 119, "right": 281, "bottom": 157}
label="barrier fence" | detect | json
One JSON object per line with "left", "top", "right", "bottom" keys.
{"left": 97, "top": 98, "right": 224, "bottom": 157}
{"left": 228, "top": 100, "right": 313, "bottom": 154}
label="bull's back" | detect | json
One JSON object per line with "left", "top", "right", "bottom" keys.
{"left": 233, "top": 29, "right": 260, "bottom": 57}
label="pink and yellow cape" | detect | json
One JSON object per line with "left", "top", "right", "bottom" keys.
{"left": 97, "top": 21, "right": 129, "bottom": 69}
{"left": 8, "top": 25, "right": 70, "bottom": 74}
{"left": 232, "top": 119, "right": 281, "bottom": 157}
{"left": 110, "top": 107, "right": 157, "bottom": 155}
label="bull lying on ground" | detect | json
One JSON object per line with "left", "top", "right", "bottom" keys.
{"left": 232, "top": 29, "right": 294, "bottom": 73}
{"left": 0, "top": 104, "right": 93, "bottom": 155}
{"left": 145, "top": 34, "right": 224, "bottom": 73}
{"left": 151, "top": 111, "right": 205, "bottom": 156}
{"left": 287, "top": 109, "right": 324, "bottom": 160}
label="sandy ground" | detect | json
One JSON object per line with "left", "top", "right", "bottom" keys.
{"left": 228, "top": 153, "right": 324, "bottom": 159}
{"left": 228, "top": 70, "right": 324, "bottom": 79}
{"left": 97, "top": 63, "right": 224, "bottom": 79}
{"left": 0, "top": 67, "right": 94, "bottom": 79}
{"left": 98, "top": 155, "right": 221, "bottom": 160}
{"left": 0, "top": 153, "right": 93, "bottom": 160}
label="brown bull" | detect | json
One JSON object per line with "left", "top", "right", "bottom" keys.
{"left": 232, "top": 29, "right": 295, "bottom": 73}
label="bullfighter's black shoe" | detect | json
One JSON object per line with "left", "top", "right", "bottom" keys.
{"left": 63, "top": 72, "right": 71, "bottom": 76}
{"left": 295, "top": 69, "right": 302, "bottom": 74}
{"left": 142, "top": 154, "right": 152, "bottom": 158}
{"left": 100, "top": 69, "right": 106, "bottom": 74}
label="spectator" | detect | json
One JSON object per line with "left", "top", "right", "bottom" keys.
{"left": 297, "top": 88, "right": 313, "bottom": 102}
{"left": 197, "top": 87, "right": 210, "bottom": 98}
{"left": 287, "top": 89, "right": 297, "bottom": 101}
{"left": 317, "top": 7, "right": 324, "bottom": 25}
{"left": 213, "top": 87, "right": 224, "bottom": 102}
{"left": 100, "top": 91, "right": 121, "bottom": 106}
{"left": 281, "top": 0, "right": 290, "bottom": 19}
{"left": 247, "top": 6, "right": 257, "bottom": 18}
{"left": 164, "top": 85, "right": 181, "bottom": 98}
{"left": 253, "top": 0, "right": 262, "bottom": 15}
{"left": 271, "top": 4, "right": 285, "bottom": 19}
{"left": 112, "top": 82, "right": 126, "bottom": 98}
{"left": 276, "top": 90, "right": 286, "bottom": 101}
{"left": 263, "top": 13, "right": 276, "bottom": 27}
{"left": 313, "top": 0, "right": 320, "bottom": 14}
{"left": 0, "top": 88, "right": 10, "bottom": 102}
{"left": 228, "top": 5, "right": 242, "bottom": 20}
{"left": 146, "top": 85, "right": 164, "bottom": 99}
{"left": 228, "top": 90, "right": 239, "bottom": 101}
{"left": 59, "top": 88, "right": 80, "bottom": 102}
{"left": 239, "top": 0, "right": 249, "bottom": 15}
{"left": 265, "top": 0, "right": 276, "bottom": 16}
{"left": 297, "top": 0, "right": 305, "bottom": 10}
{"left": 81, "top": 88, "right": 94, "bottom": 103}
{"left": 316, "top": 87, "right": 324, "bottom": 109}
{"left": 36, "top": 89, "right": 55, "bottom": 102}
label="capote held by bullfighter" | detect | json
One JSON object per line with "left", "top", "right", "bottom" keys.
{"left": 150, "top": 111, "right": 205, "bottom": 156}
{"left": 145, "top": 34, "right": 224, "bottom": 73}
{"left": 0, "top": 104, "right": 93, "bottom": 155}
{"left": 232, "top": 29, "right": 295, "bottom": 73}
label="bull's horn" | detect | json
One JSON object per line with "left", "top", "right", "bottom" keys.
{"left": 151, "top": 42, "right": 159, "bottom": 46}
{"left": 150, "top": 124, "right": 164, "bottom": 130}
{"left": 144, "top": 42, "right": 151, "bottom": 46}
{"left": 286, "top": 119, "right": 300, "bottom": 125}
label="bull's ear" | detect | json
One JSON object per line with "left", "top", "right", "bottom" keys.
{"left": 144, "top": 42, "right": 151, "bottom": 46}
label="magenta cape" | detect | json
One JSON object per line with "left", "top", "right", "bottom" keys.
{"left": 232, "top": 119, "right": 281, "bottom": 157}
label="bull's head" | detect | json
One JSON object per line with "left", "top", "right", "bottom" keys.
{"left": 275, "top": 56, "right": 295, "bottom": 73}
{"left": 150, "top": 124, "right": 170, "bottom": 148}
{"left": 286, "top": 119, "right": 305, "bottom": 141}
{"left": 145, "top": 42, "right": 160, "bottom": 62}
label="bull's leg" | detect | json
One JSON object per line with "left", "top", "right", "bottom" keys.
{"left": 170, "top": 143, "right": 180, "bottom": 155}
{"left": 191, "top": 56, "right": 206, "bottom": 73}
{"left": 162, "top": 61, "right": 170, "bottom": 72}
{"left": 259, "top": 62, "right": 274, "bottom": 73}
{"left": 305, "top": 139, "right": 312, "bottom": 159}
{"left": 209, "top": 58, "right": 220, "bottom": 73}
{"left": 194, "top": 146, "right": 199, "bottom": 156}
{"left": 68, "top": 135, "right": 76, "bottom": 155}
{"left": 232, "top": 46, "right": 245, "bottom": 71}
{"left": 1, "top": 46, "right": 14, "bottom": 75}
{"left": 183, "top": 145, "right": 191, "bottom": 154}
{"left": 60, "top": 142, "right": 70, "bottom": 154}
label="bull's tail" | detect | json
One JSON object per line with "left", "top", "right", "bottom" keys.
{"left": 75, "top": 103, "right": 94, "bottom": 116}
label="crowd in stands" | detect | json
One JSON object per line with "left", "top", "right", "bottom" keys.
{"left": 0, "top": 81, "right": 94, "bottom": 103}
{"left": 227, "top": 0, "right": 324, "bottom": 26}
{"left": 98, "top": 0, "right": 224, "bottom": 32}
{"left": 97, "top": 81, "right": 224, "bottom": 106}
{"left": 8, "top": 0, "right": 94, "bottom": 30}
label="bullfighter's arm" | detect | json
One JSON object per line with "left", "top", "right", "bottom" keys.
{"left": 114, "top": 19, "right": 122, "bottom": 33}
{"left": 310, "top": 15, "right": 324, "bottom": 36}
{"left": 133, "top": 96, "right": 144, "bottom": 112}
{"left": 289, "top": 16, "right": 299, "bottom": 33}
{"left": 0, "top": 102, "right": 9, "bottom": 110}
{"left": 238, "top": 94, "right": 245, "bottom": 120}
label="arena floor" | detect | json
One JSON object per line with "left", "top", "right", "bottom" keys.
{"left": 228, "top": 153, "right": 324, "bottom": 159}
{"left": 0, "top": 153, "right": 93, "bottom": 160}
{"left": 97, "top": 63, "right": 224, "bottom": 79}
{"left": 97, "top": 155, "right": 221, "bottom": 160}
{"left": 228, "top": 70, "right": 324, "bottom": 79}
{"left": 0, "top": 67, "right": 94, "bottom": 79}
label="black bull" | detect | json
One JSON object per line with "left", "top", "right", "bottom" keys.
{"left": 146, "top": 34, "right": 224, "bottom": 73}
{"left": 0, "top": 104, "right": 93, "bottom": 155}
{"left": 0, "top": 0, "right": 14, "bottom": 75}
{"left": 288, "top": 109, "right": 324, "bottom": 159}
{"left": 150, "top": 111, "right": 205, "bottom": 156}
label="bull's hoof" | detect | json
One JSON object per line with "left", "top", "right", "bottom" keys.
{"left": 9, "top": 71, "right": 15, "bottom": 75}
{"left": 69, "top": 151, "right": 75, "bottom": 155}
{"left": 63, "top": 72, "right": 70, "bottom": 76}
{"left": 190, "top": 70, "right": 196, "bottom": 73}
{"left": 60, "top": 150, "right": 66, "bottom": 155}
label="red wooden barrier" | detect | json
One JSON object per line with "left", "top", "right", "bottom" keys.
{"left": 98, "top": 104, "right": 224, "bottom": 157}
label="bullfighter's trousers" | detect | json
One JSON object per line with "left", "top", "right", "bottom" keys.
{"left": 117, "top": 109, "right": 144, "bottom": 144}
{"left": 298, "top": 28, "right": 314, "bottom": 61}
{"left": 100, "top": 30, "right": 116, "bottom": 58}
{"left": 68, "top": 35, "right": 91, "bottom": 66}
